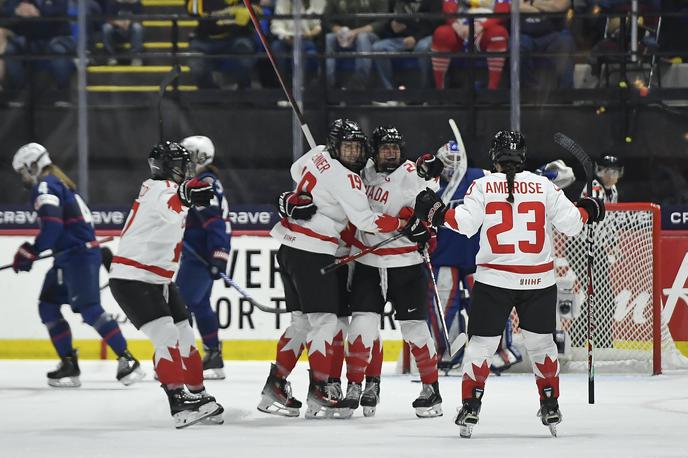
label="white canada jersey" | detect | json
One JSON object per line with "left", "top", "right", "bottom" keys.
{"left": 110, "top": 179, "right": 188, "bottom": 284}
{"left": 580, "top": 178, "right": 618, "bottom": 204}
{"left": 353, "top": 159, "right": 440, "bottom": 268}
{"left": 270, "top": 146, "right": 401, "bottom": 255}
{"left": 444, "top": 171, "right": 586, "bottom": 290}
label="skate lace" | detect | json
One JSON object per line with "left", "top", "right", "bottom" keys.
{"left": 283, "top": 380, "right": 294, "bottom": 400}
{"left": 346, "top": 383, "right": 362, "bottom": 400}
{"left": 418, "top": 384, "right": 434, "bottom": 400}
{"left": 362, "top": 381, "right": 379, "bottom": 397}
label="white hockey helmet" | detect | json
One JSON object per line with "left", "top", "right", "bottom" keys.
{"left": 181, "top": 135, "right": 215, "bottom": 168}
{"left": 13, "top": 143, "right": 52, "bottom": 185}
{"left": 436, "top": 140, "right": 467, "bottom": 182}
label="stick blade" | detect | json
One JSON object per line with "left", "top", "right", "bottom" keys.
{"left": 448, "top": 332, "right": 468, "bottom": 357}
{"left": 553, "top": 132, "right": 593, "bottom": 176}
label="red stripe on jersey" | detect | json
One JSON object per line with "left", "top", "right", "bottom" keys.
{"left": 202, "top": 216, "right": 221, "bottom": 228}
{"left": 578, "top": 207, "right": 589, "bottom": 223}
{"left": 478, "top": 261, "right": 554, "bottom": 274}
{"left": 112, "top": 256, "right": 175, "bottom": 279}
{"left": 280, "top": 219, "right": 339, "bottom": 245}
{"left": 443, "top": 208, "right": 459, "bottom": 231}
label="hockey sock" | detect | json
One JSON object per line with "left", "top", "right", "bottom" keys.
{"left": 191, "top": 304, "right": 220, "bottom": 350}
{"left": 306, "top": 312, "right": 337, "bottom": 382}
{"left": 461, "top": 335, "right": 500, "bottom": 400}
{"left": 177, "top": 320, "right": 204, "bottom": 391}
{"left": 522, "top": 329, "right": 560, "bottom": 399}
{"left": 482, "top": 24, "right": 508, "bottom": 90}
{"left": 39, "top": 302, "right": 74, "bottom": 358}
{"left": 365, "top": 338, "right": 383, "bottom": 378}
{"left": 400, "top": 320, "right": 439, "bottom": 385}
{"left": 330, "top": 316, "right": 349, "bottom": 379}
{"left": 141, "top": 316, "right": 184, "bottom": 387}
{"left": 345, "top": 312, "right": 379, "bottom": 384}
{"left": 80, "top": 304, "right": 127, "bottom": 356}
{"left": 431, "top": 25, "right": 460, "bottom": 90}
{"left": 275, "top": 311, "right": 309, "bottom": 379}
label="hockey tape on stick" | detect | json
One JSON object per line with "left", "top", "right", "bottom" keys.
{"left": 554, "top": 132, "right": 596, "bottom": 404}
{"left": 319, "top": 232, "right": 406, "bottom": 275}
{"left": 181, "top": 242, "right": 280, "bottom": 314}
{"left": 157, "top": 65, "right": 181, "bottom": 143}
{"left": 423, "top": 250, "right": 467, "bottom": 357}
{"left": 0, "top": 236, "right": 115, "bottom": 272}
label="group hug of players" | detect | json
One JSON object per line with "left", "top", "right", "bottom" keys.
{"left": 10, "top": 119, "right": 623, "bottom": 435}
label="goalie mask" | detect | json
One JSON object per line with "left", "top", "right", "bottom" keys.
{"left": 148, "top": 141, "right": 194, "bottom": 184}
{"left": 436, "top": 140, "right": 467, "bottom": 182}
{"left": 370, "top": 125, "right": 405, "bottom": 173}
{"left": 181, "top": 135, "right": 215, "bottom": 171}
{"left": 326, "top": 118, "right": 368, "bottom": 173}
{"left": 489, "top": 130, "right": 526, "bottom": 170}
{"left": 12, "top": 143, "right": 52, "bottom": 188}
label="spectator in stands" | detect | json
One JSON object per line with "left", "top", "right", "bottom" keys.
{"left": 186, "top": 0, "right": 267, "bottom": 89}
{"left": 270, "top": 0, "right": 325, "bottom": 83}
{"left": 519, "top": 0, "right": 576, "bottom": 89}
{"left": 2, "top": 0, "right": 75, "bottom": 92}
{"left": 102, "top": 0, "right": 144, "bottom": 66}
{"left": 431, "top": 0, "right": 509, "bottom": 90}
{"left": 371, "top": 0, "right": 442, "bottom": 90}
{"left": 324, "top": 0, "right": 388, "bottom": 90}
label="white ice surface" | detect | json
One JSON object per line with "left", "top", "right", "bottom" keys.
{"left": 1, "top": 361, "right": 687, "bottom": 458}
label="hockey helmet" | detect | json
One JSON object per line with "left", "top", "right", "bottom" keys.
{"left": 370, "top": 125, "right": 405, "bottom": 173}
{"left": 148, "top": 141, "right": 194, "bottom": 184}
{"left": 326, "top": 118, "right": 368, "bottom": 173}
{"left": 595, "top": 154, "right": 624, "bottom": 178}
{"left": 12, "top": 143, "right": 52, "bottom": 187}
{"left": 436, "top": 140, "right": 467, "bottom": 182}
{"left": 489, "top": 130, "right": 526, "bottom": 169}
{"left": 181, "top": 135, "right": 215, "bottom": 169}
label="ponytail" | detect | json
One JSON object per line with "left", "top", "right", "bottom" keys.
{"left": 503, "top": 162, "right": 518, "bottom": 204}
{"left": 43, "top": 164, "right": 77, "bottom": 191}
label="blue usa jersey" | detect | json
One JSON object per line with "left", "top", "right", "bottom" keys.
{"left": 430, "top": 167, "right": 485, "bottom": 268}
{"left": 183, "top": 171, "right": 232, "bottom": 258}
{"left": 30, "top": 174, "right": 96, "bottom": 264}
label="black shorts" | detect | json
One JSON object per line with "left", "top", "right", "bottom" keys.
{"left": 276, "top": 245, "right": 345, "bottom": 315}
{"left": 110, "top": 278, "right": 189, "bottom": 329}
{"left": 468, "top": 281, "right": 557, "bottom": 337}
{"left": 350, "top": 262, "right": 428, "bottom": 321}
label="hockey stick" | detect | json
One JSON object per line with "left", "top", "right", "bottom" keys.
{"left": 0, "top": 236, "right": 115, "bottom": 272}
{"left": 448, "top": 119, "right": 466, "bottom": 154}
{"left": 242, "top": 0, "right": 316, "bottom": 149}
{"left": 423, "top": 250, "right": 468, "bottom": 357}
{"left": 158, "top": 64, "right": 181, "bottom": 142}
{"left": 554, "top": 132, "right": 596, "bottom": 404}
{"left": 319, "top": 232, "right": 406, "bottom": 275}
{"left": 181, "top": 241, "right": 280, "bottom": 313}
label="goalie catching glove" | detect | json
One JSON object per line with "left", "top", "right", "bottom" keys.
{"left": 416, "top": 153, "right": 444, "bottom": 180}
{"left": 576, "top": 196, "right": 605, "bottom": 224}
{"left": 535, "top": 159, "right": 575, "bottom": 189}
{"left": 277, "top": 191, "right": 317, "bottom": 221}
{"left": 414, "top": 188, "right": 448, "bottom": 228}
{"left": 178, "top": 177, "right": 214, "bottom": 207}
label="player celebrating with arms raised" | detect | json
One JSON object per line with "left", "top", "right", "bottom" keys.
{"left": 414, "top": 131, "right": 605, "bottom": 437}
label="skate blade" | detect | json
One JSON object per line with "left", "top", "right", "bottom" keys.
{"left": 415, "top": 404, "right": 443, "bottom": 418}
{"left": 304, "top": 400, "right": 335, "bottom": 419}
{"left": 329, "top": 407, "right": 354, "bottom": 419}
{"left": 459, "top": 424, "right": 474, "bottom": 438}
{"left": 118, "top": 367, "right": 146, "bottom": 386}
{"left": 200, "top": 406, "right": 225, "bottom": 425}
{"left": 48, "top": 376, "right": 81, "bottom": 388}
{"left": 362, "top": 406, "right": 377, "bottom": 417}
{"left": 203, "top": 368, "right": 226, "bottom": 380}
{"left": 174, "top": 402, "right": 223, "bottom": 429}
{"left": 257, "top": 396, "right": 300, "bottom": 418}
{"left": 548, "top": 424, "right": 558, "bottom": 437}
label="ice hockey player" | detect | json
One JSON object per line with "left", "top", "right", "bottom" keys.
{"left": 416, "top": 139, "right": 576, "bottom": 375}
{"left": 581, "top": 154, "right": 623, "bottom": 203}
{"left": 414, "top": 130, "right": 605, "bottom": 438}
{"left": 175, "top": 135, "right": 231, "bottom": 380}
{"left": 339, "top": 125, "right": 443, "bottom": 419}
{"left": 258, "top": 119, "right": 409, "bottom": 419}
{"left": 11, "top": 143, "right": 143, "bottom": 388}
{"left": 109, "top": 141, "right": 224, "bottom": 429}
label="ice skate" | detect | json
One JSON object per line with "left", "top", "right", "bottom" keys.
{"left": 360, "top": 376, "right": 380, "bottom": 417}
{"left": 412, "top": 381, "right": 442, "bottom": 418}
{"left": 192, "top": 389, "right": 225, "bottom": 425}
{"left": 454, "top": 388, "right": 483, "bottom": 438}
{"left": 116, "top": 349, "right": 145, "bottom": 386}
{"left": 202, "top": 344, "right": 225, "bottom": 380}
{"left": 257, "top": 363, "right": 302, "bottom": 417}
{"left": 331, "top": 382, "right": 361, "bottom": 419}
{"left": 47, "top": 351, "right": 81, "bottom": 388}
{"left": 537, "top": 387, "right": 562, "bottom": 437}
{"left": 163, "top": 385, "right": 223, "bottom": 429}
{"left": 304, "top": 371, "right": 339, "bottom": 419}
{"left": 327, "top": 377, "right": 343, "bottom": 401}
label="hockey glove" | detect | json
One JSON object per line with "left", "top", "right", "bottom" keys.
{"left": 178, "top": 178, "right": 214, "bottom": 208}
{"left": 13, "top": 242, "right": 38, "bottom": 273}
{"left": 535, "top": 159, "right": 575, "bottom": 189}
{"left": 576, "top": 197, "right": 605, "bottom": 224}
{"left": 414, "top": 188, "right": 448, "bottom": 227}
{"left": 210, "top": 250, "right": 229, "bottom": 280}
{"left": 401, "top": 216, "right": 432, "bottom": 247}
{"left": 416, "top": 153, "right": 444, "bottom": 180}
{"left": 277, "top": 191, "right": 317, "bottom": 220}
